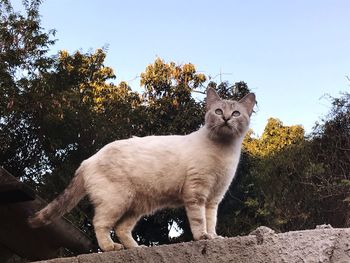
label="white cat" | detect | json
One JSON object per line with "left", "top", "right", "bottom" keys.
{"left": 28, "top": 88, "right": 256, "bottom": 252}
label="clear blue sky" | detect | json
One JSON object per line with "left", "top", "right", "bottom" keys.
{"left": 14, "top": 0, "right": 350, "bottom": 135}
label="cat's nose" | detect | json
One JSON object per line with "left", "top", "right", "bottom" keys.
{"left": 222, "top": 116, "right": 231, "bottom": 123}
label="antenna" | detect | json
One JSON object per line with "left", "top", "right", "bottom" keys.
{"left": 212, "top": 70, "right": 233, "bottom": 83}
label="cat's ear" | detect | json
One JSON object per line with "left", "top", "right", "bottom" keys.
{"left": 206, "top": 88, "right": 221, "bottom": 111}
{"left": 239, "top": 93, "right": 256, "bottom": 116}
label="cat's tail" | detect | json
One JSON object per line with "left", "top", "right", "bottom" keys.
{"left": 28, "top": 166, "right": 86, "bottom": 228}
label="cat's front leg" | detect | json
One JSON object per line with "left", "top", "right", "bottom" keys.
{"left": 205, "top": 201, "right": 222, "bottom": 239}
{"left": 184, "top": 197, "right": 210, "bottom": 240}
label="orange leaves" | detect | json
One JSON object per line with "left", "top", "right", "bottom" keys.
{"left": 140, "top": 58, "right": 207, "bottom": 95}
{"left": 243, "top": 118, "right": 305, "bottom": 157}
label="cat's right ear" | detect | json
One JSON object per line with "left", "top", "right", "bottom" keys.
{"left": 239, "top": 93, "right": 256, "bottom": 116}
{"left": 206, "top": 88, "right": 221, "bottom": 111}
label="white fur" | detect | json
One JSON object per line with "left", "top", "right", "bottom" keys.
{"left": 84, "top": 127, "right": 242, "bottom": 211}
{"left": 81, "top": 125, "right": 244, "bottom": 251}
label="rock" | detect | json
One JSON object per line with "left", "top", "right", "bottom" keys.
{"left": 32, "top": 227, "right": 350, "bottom": 263}
{"left": 249, "top": 226, "right": 276, "bottom": 245}
{"left": 316, "top": 224, "right": 333, "bottom": 229}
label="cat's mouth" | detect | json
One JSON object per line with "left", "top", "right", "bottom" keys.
{"left": 220, "top": 122, "right": 234, "bottom": 133}
{"left": 208, "top": 122, "right": 239, "bottom": 138}
{"left": 220, "top": 122, "right": 241, "bottom": 136}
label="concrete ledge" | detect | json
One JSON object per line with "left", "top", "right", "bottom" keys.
{"left": 33, "top": 226, "right": 350, "bottom": 263}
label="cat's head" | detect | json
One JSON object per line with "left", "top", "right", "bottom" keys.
{"left": 205, "top": 88, "right": 256, "bottom": 141}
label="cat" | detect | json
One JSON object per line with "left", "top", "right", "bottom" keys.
{"left": 28, "top": 88, "right": 256, "bottom": 252}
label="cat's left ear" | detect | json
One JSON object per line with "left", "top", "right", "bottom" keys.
{"left": 206, "top": 88, "right": 221, "bottom": 111}
{"left": 239, "top": 93, "right": 256, "bottom": 116}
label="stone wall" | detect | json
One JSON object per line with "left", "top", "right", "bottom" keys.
{"left": 33, "top": 226, "right": 350, "bottom": 263}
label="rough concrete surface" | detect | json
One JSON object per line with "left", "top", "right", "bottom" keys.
{"left": 32, "top": 226, "right": 350, "bottom": 263}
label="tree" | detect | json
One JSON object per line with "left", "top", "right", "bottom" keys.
{"left": 217, "top": 119, "right": 307, "bottom": 235}
{"left": 140, "top": 58, "right": 206, "bottom": 135}
{"left": 30, "top": 49, "right": 144, "bottom": 243}
{"left": 309, "top": 92, "right": 350, "bottom": 227}
{"left": 208, "top": 80, "right": 251, "bottom": 101}
{"left": 0, "top": 1, "right": 141, "bottom": 244}
{"left": 230, "top": 95, "right": 350, "bottom": 233}
{"left": 243, "top": 118, "right": 305, "bottom": 157}
{"left": 0, "top": 0, "right": 56, "bottom": 180}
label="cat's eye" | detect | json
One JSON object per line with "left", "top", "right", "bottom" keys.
{"left": 215, "top": 109, "right": 223, "bottom": 115}
{"left": 232, "top": 111, "right": 240, "bottom": 117}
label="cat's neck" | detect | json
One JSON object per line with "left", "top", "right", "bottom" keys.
{"left": 194, "top": 126, "right": 244, "bottom": 152}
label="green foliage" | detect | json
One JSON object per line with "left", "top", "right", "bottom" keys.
{"left": 140, "top": 58, "right": 206, "bottom": 135}
{"left": 0, "top": 0, "right": 56, "bottom": 180}
{"left": 228, "top": 94, "right": 350, "bottom": 234}
{"left": 309, "top": 92, "right": 350, "bottom": 226}
{"left": 238, "top": 119, "right": 308, "bottom": 233}
{"left": 208, "top": 80, "right": 250, "bottom": 101}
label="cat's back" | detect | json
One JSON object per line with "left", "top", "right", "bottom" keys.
{"left": 82, "top": 134, "right": 192, "bottom": 190}
{"left": 107, "top": 134, "right": 187, "bottom": 154}
{"left": 93, "top": 130, "right": 233, "bottom": 167}
{"left": 85, "top": 130, "right": 236, "bottom": 172}
{"left": 88, "top": 134, "right": 190, "bottom": 169}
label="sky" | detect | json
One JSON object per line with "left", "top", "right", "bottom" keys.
{"left": 13, "top": 0, "right": 350, "bottom": 135}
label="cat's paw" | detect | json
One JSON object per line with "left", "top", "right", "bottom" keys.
{"left": 101, "top": 242, "right": 124, "bottom": 252}
{"left": 112, "top": 243, "right": 124, "bottom": 251}
{"left": 198, "top": 233, "right": 225, "bottom": 240}
{"left": 198, "top": 233, "right": 215, "bottom": 240}
{"left": 208, "top": 233, "right": 225, "bottom": 239}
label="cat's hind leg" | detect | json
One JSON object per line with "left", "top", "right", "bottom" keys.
{"left": 92, "top": 189, "right": 134, "bottom": 252}
{"left": 114, "top": 212, "right": 141, "bottom": 249}
{"left": 93, "top": 203, "right": 125, "bottom": 252}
